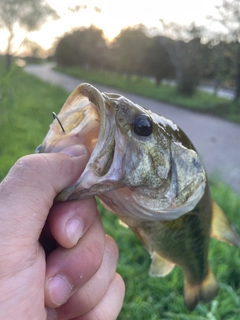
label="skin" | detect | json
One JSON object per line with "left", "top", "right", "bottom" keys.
{"left": 0, "top": 145, "right": 125, "bottom": 320}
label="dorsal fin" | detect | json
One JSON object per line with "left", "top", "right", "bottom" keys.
{"left": 149, "top": 251, "right": 175, "bottom": 277}
{"left": 211, "top": 200, "right": 240, "bottom": 247}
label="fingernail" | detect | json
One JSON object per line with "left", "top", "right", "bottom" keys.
{"left": 48, "top": 275, "right": 73, "bottom": 306}
{"left": 60, "top": 145, "right": 88, "bottom": 157}
{"left": 66, "top": 218, "right": 83, "bottom": 246}
{"left": 46, "top": 308, "right": 57, "bottom": 320}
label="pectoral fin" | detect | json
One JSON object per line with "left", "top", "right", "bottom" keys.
{"left": 211, "top": 201, "right": 240, "bottom": 247}
{"left": 118, "top": 219, "right": 129, "bottom": 228}
{"left": 149, "top": 251, "right": 175, "bottom": 277}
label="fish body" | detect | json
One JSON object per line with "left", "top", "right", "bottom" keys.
{"left": 37, "top": 83, "right": 240, "bottom": 311}
{"left": 99, "top": 180, "right": 215, "bottom": 311}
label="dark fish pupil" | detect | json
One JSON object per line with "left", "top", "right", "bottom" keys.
{"left": 133, "top": 114, "right": 153, "bottom": 136}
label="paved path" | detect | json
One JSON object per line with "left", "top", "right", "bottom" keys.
{"left": 162, "top": 79, "right": 235, "bottom": 100}
{"left": 24, "top": 64, "right": 240, "bottom": 193}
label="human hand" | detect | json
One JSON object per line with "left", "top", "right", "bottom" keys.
{"left": 0, "top": 145, "right": 125, "bottom": 320}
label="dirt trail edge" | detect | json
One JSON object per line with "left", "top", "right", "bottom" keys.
{"left": 24, "top": 64, "right": 240, "bottom": 193}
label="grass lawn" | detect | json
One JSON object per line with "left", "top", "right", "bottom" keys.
{"left": 1, "top": 64, "right": 240, "bottom": 319}
{"left": 0, "top": 64, "right": 69, "bottom": 180}
{"left": 55, "top": 65, "right": 240, "bottom": 124}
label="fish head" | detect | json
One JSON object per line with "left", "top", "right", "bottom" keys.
{"left": 38, "top": 83, "right": 206, "bottom": 221}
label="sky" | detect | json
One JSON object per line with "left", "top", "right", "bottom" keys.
{"left": 0, "top": 0, "right": 222, "bottom": 54}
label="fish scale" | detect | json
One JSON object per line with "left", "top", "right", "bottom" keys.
{"left": 37, "top": 83, "right": 240, "bottom": 311}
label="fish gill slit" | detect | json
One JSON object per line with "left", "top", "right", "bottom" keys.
{"left": 91, "top": 139, "right": 116, "bottom": 177}
{"left": 100, "top": 140, "right": 116, "bottom": 176}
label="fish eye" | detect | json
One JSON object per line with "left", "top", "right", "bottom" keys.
{"left": 132, "top": 114, "right": 153, "bottom": 136}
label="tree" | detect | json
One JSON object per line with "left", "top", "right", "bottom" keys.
{"left": 159, "top": 21, "right": 204, "bottom": 95}
{"left": 0, "top": 0, "right": 58, "bottom": 70}
{"left": 55, "top": 26, "right": 108, "bottom": 69}
{"left": 208, "top": 0, "right": 240, "bottom": 100}
{"left": 204, "top": 41, "right": 236, "bottom": 94}
{"left": 110, "top": 25, "right": 152, "bottom": 77}
{"left": 144, "top": 36, "right": 175, "bottom": 86}
{"left": 22, "top": 39, "right": 50, "bottom": 62}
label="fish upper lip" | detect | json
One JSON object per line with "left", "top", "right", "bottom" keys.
{"left": 83, "top": 87, "right": 118, "bottom": 178}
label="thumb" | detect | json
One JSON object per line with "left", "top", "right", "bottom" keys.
{"left": 0, "top": 145, "right": 89, "bottom": 246}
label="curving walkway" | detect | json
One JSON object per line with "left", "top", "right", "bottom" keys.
{"left": 24, "top": 64, "right": 240, "bottom": 193}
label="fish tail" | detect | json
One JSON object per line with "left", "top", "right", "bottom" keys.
{"left": 184, "top": 268, "right": 219, "bottom": 311}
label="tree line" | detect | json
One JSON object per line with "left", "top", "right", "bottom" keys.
{"left": 1, "top": 0, "right": 240, "bottom": 100}
{"left": 55, "top": 24, "right": 238, "bottom": 98}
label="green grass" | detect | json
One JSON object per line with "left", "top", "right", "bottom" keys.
{"left": 0, "top": 63, "right": 69, "bottom": 180}
{"left": 1, "top": 64, "right": 240, "bottom": 319}
{"left": 55, "top": 66, "right": 240, "bottom": 123}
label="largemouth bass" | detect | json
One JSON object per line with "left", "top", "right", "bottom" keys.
{"left": 37, "top": 83, "right": 240, "bottom": 311}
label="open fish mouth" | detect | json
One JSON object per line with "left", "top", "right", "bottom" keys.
{"left": 36, "top": 83, "right": 133, "bottom": 200}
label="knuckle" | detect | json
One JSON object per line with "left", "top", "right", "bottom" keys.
{"left": 0, "top": 155, "right": 39, "bottom": 194}
{"left": 14, "top": 155, "right": 36, "bottom": 177}
{"left": 105, "top": 235, "right": 119, "bottom": 261}
{"left": 14, "top": 154, "right": 47, "bottom": 180}
{"left": 85, "top": 239, "right": 104, "bottom": 270}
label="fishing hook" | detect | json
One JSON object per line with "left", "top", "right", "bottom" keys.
{"left": 52, "top": 112, "right": 65, "bottom": 133}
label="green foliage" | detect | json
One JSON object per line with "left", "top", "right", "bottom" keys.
{"left": 144, "top": 36, "right": 175, "bottom": 86}
{"left": 1, "top": 66, "right": 240, "bottom": 319}
{"left": 0, "top": 57, "right": 15, "bottom": 117}
{"left": 55, "top": 25, "right": 173, "bottom": 80}
{"left": 208, "top": 0, "right": 240, "bottom": 100}
{"left": 55, "top": 26, "right": 108, "bottom": 68}
{"left": 159, "top": 36, "right": 202, "bottom": 96}
{"left": 0, "top": 65, "right": 68, "bottom": 180}
{"left": 55, "top": 65, "right": 240, "bottom": 123}
{"left": 110, "top": 26, "right": 152, "bottom": 77}
{"left": 53, "top": 22, "right": 240, "bottom": 99}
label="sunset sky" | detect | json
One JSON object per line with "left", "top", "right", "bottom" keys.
{"left": 0, "top": 0, "right": 222, "bottom": 54}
